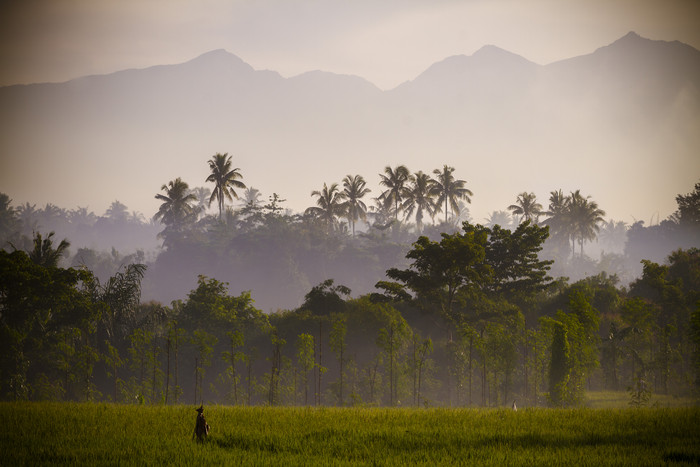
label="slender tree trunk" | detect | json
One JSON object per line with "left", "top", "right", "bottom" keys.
{"left": 114, "top": 361, "right": 118, "bottom": 404}
{"left": 389, "top": 324, "right": 395, "bottom": 406}
{"left": 417, "top": 359, "right": 423, "bottom": 406}
{"left": 165, "top": 336, "right": 171, "bottom": 405}
{"left": 524, "top": 332, "right": 529, "bottom": 404}
{"left": 445, "top": 198, "right": 448, "bottom": 224}
{"left": 318, "top": 320, "right": 323, "bottom": 406}
{"left": 481, "top": 329, "right": 486, "bottom": 406}
{"left": 339, "top": 344, "right": 344, "bottom": 406}
{"left": 412, "top": 337, "right": 417, "bottom": 406}
{"left": 247, "top": 357, "right": 252, "bottom": 406}
{"left": 152, "top": 335, "right": 157, "bottom": 403}
{"left": 469, "top": 334, "right": 473, "bottom": 406}
{"left": 194, "top": 357, "right": 198, "bottom": 406}
{"left": 174, "top": 329, "right": 179, "bottom": 404}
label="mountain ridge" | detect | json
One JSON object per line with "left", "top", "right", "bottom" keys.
{"left": 0, "top": 31, "right": 698, "bottom": 241}
{"left": 5, "top": 31, "right": 698, "bottom": 92}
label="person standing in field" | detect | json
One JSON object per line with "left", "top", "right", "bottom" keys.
{"left": 193, "top": 405, "right": 210, "bottom": 442}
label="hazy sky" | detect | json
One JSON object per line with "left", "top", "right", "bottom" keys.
{"left": 2, "top": 0, "right": 700, "bottom": 90}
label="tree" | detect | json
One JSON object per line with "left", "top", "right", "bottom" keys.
{"left": 376, "top": 305, "right": 409, "bottom": 406}
{"left": 379, "top": 165, "right": 411, "bottom": 222}
{"left": 329, "top": 314, "right": 347, "bottom": 405}
{"left": 431, "top": 165, "right": 472, "bottom": 224}
{"left": 153, "top": 177, "right": 197, "bottom": 242}
{"left": 28, "top": 231, "right": 70, "bottom": 268}
{"left": 0, "top": 249, "right": 98, "bottom": 400}
{"left": 402, "top": 171, "right": 436, "bottom": 233}
{"left": 240, "top": 187, "right": 263, "bottom": 209}
{"left": 296, "top": 333, "right": 315, "bottom": 405}
{"left": 104, "top": 201, "right": 128, "bottom": 223}
{"left": 380, "top": 227, "right": 489, "bottom": 324}
{"left": 547, "top": 320, "right": 570, "bottom": 406}
{"left": 305, "top": 183, "right": 347, "bottom": 232}
{"left": 508, "top": 192, "right": 542, "bottom": 224}
{"left": 0, "top": 193, "right": 19, "bottom": 245}
{"left": 568, "top": 190, "right": 606, "bottom": 258}
{"left": 192, "top": 329, "right": 217, "bottom": 405}
{"left": 542, "top": 189, "right": 571, "bottom": 255}
{"left": 673, "top": 181, "right": 700, "bottom": 227}
{"left": 599, "top": 220, "right": 628, "bottom": 253}
{"left": 342, "top": 175, "right": 371, "bottom": 237}
{"left": 191, "top": 187, "right": 212, "bottom": 218}
{"left": 410, "top": 331, "right": 432, "bottom": 406}
{"left": 206, "top": 153, "right": 246, "bottom": 220}
{"left": 479, "top": 221, "right": 553, "bottom": 306}
{"left": 484, "top": 211, "right": 513, "bottom": 229}
{"left": 691, "top": 303, "right": 700, "bottom": 394}
{"left": 98, "top": 263, "right": 147, "bottom": 402}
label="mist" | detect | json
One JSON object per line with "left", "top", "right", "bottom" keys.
{"left": 1, "top": 30, "right": 699, "bottom": 407}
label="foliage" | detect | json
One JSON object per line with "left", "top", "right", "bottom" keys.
{"left": 431, "top": 165, "right": 472, "bottom": 224}
{"left": 206, "top": 152, "right": 246, "bottom": 220}
{"left": 0, "top": 178, "right": 698, "bottom": 407}
{"left": 547, "top": 320, "right": 570, "bottom": 406}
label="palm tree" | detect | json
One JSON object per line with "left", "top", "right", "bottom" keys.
{"left": 240, "top": 187, "right": 263, "bottom": 208}
{"left": 485, "top": 210, "right": 514, "bottom": 229}
{"left": 16, "top": 202, "right": 39, "bottom": 233}
{"left": 206, "top": 153, "right": 246, "bottom": 220}
{"left": 402, "top": 171, "right": 436, "bottom": 233}
{"left": 599, "top": 219, "right": 628, "bottom": 252}
{"left": 431, "top": 165, "right": 472, "bottom": 224}
{"left": 568, "top": 190, "right": 606, "bottom": 258}
{"left": 542, "top": 189, "right": 572, "bottom": 255}
{"left": 153, "top": 177, "right": 198, "bottom": 234}
{"left": 68, "top": 207, "right": 97, "bottom": 227}
{"left": 342, "top": 175, "right": 371, "bottom": 236}
{"left": 379, "top": 165, "right": 411, "bottom": 222}
{"left": 28, "top": 231, "right": 70, "bottom": 267}
{"left": 105, "top": 201, "right": 129, "bottom": 223}
{"left": 305, "top": 183, "right": 347, "bottom": 232}
{"left": 191, "top": 186, "right": 212, "bottom": 218}
{"left": 508, "top": 192, "right": 543, "bottom": 224}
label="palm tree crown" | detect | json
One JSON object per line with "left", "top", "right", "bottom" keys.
{"left": 28, "top": 231, "right": 70, "bottom": 267}
{"left": 379, "top": 165, "right": 411, "bottom": 222}
{"left": 154, "top": 177, "right": 198, "bottom": 233}
{"left": 206, "top": 153, "right": 246, "bottom": 220}
{"left": 431, "top": 165, "right": 472, "bottom": 224}
{"left": 508, "top": 192, "right": 543, "bottom": 224}
{"left": 342, "top": 175, "right": 371, "bottom": 236}
{"left": 402, "top": 171, "right": 436, "bottom": 233}
{"left": 568, "top": 190, "right": 606, "bottom": 257}
{"left": 305, "top": 182, "right": 347, "bottom": 231}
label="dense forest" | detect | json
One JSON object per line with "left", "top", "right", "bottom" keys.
{"left": 1, "top": 154, "right": 698, "bottom": 407}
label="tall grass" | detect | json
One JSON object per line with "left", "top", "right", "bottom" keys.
{"left": 1, "top": 403, "right": 698, "bottom": 465}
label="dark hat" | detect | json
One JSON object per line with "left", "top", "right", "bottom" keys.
{"left": 196, "top": 404, "right": 204, "bottom": 413}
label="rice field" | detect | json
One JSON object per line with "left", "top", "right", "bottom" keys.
{"left": 1, "top": 402, "right": 698, "bottom": 466}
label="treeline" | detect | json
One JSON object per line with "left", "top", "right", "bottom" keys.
{"left": 2, "top": 159, "right": 698, "bottom": 314}
{"left": 1, "top": 219, "right": 698, "bottom": 406}
{"left": 1, "top": 153, "right": 699, "bottom": 406}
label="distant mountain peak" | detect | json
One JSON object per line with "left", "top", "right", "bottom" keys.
{"left": 472, "top": 45, "right": 535, "bottom": 65}
{"left": 186, "top": 49, "right": 253, "bottom": 71}
{"left": 473, "top": 44, "right": 510, "bottom": 57}
{"left": 621, "top": 31, "right": 642, "bottom": 41}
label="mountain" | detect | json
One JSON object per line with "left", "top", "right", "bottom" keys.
{"left": 1, "top": 32, "right": 698, "bottom": 249}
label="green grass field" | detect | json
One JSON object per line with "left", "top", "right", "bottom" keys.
{"left": 1, "top": 402, "right": 699, "bottom": 466}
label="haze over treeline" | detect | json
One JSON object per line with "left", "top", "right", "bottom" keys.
{"left": 1, "top": 32, "right": 698, "bottom": 224}
{"left": 1, "top": 30, "right": 699, "bottom": 408}
{"left": 0, "top": 179, "right": 698, "bottom": 407}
